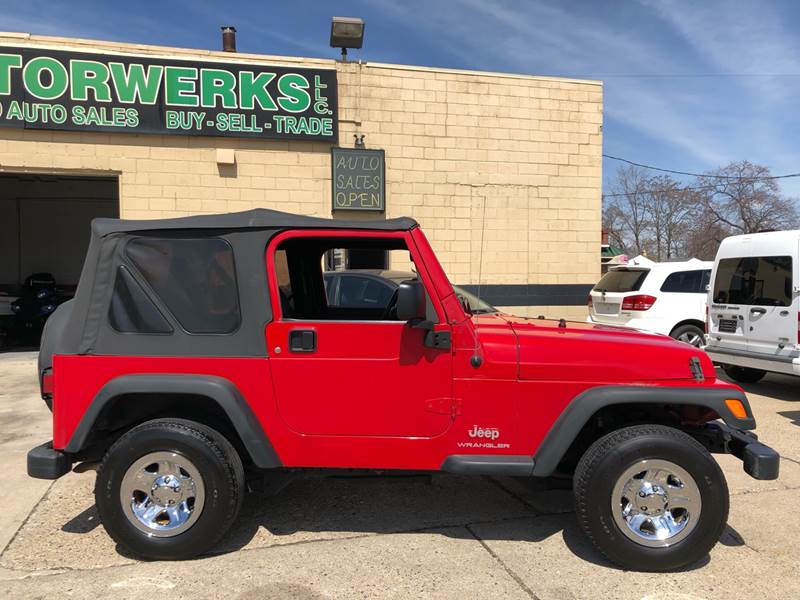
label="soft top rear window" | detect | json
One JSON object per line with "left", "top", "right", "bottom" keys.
{"left": 108, "top": 265, "right": 173, "bottom": 334}
{"left": 126, "top": 237, "right": 241, "bottom": 334}
{"left": 593, "top": 269, "right": 649, "bottom": 293}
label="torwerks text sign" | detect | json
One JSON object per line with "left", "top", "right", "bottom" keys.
{"left": 0, "top": 46, "right": 338, "bottom": 140}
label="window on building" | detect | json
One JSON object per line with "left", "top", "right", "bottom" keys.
{"left": 660, "top": 269, "right": 710, "bottom": 293}
{"left": 126, "top": 237, "right": 241, "bottom": 334}
{"left": 108, "top": 265, "right": 173, "bottom": 334}
{"left": 713, "top": 256, "right": 792, "bottom": 306}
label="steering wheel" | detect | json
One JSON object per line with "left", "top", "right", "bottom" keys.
{"left": 382, "top": 288, "right": 399, "bottom": 320}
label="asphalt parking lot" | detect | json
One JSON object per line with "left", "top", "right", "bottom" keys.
{"left": 1, "top": 351, "right": 799, "bottom": 600}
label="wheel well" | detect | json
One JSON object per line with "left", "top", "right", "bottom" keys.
{"left": 77, "top": 393, "right": 251, "bottom": 465}
{"left": 554, "top": 402, "right": 721, "bottom": 475}
{"left": 669, "top": 319, "right": 705, "bottom": 337}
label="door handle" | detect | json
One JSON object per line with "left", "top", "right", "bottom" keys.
{"left": 749, "top": 307, "right": 767, "bottom": 315}
{"left": 289, "top": 329, "right": 316, "bottom": 352}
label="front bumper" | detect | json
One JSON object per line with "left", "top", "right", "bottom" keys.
{"left": 694, "top": 422, "right": 780, "bottom": 480}
{"left": 27, "top": 441, "right": 71, "bottom": 480}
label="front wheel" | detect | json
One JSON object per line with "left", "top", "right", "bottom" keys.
{"left": 573, "top": 424, "right": 728, "bottom": 572}
{"left": 95, "top": 418, "right": 244, "bottom": 560}
{"left": 722, "top": 365, "right": 767, "bottom": 384}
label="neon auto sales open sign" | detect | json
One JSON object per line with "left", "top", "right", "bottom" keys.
{"left": 331, "top": 147, "right": 385, "bottom": 212}
{"left": 0, "top": 46, "right": 338, "bottom": 141}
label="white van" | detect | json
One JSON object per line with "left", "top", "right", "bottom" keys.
{"left": 705, "top": 230, "right": 799, "bottom": 383}
{"left": 587, "top": 256, "right": 712, "bottom": 346}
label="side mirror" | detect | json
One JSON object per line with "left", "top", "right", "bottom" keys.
{"left": 396, "top": 280, "right": 426, "bottom": 322}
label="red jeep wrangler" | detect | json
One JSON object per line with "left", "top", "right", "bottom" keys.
{"left": 28, "top": 209, "right": 779, "bottom": 571}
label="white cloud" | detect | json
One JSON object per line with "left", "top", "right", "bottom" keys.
{"left": 0, "top": 14, "right": 92, "bottom": 38}
{"left": 370, "top": 0, "right": 800, "bottom": 194}
{"left": 641, "top": 0, "right": 800, "bottom": 78}
{"left": 638, "top": 0, "right": 800, "bottom": 191}
{"left": 0, "top": 5, "right": 160, "bottom": 44}
{"left": 372, "top": 0, "right": 736, "bottom": 163}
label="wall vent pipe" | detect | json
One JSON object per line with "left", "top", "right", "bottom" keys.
{"left": 221, "top": 26, "right": 237, "bottom": 52}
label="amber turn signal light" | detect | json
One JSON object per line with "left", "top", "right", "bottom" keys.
{"left": 725, "top": 398, "right": 748, "bottom": 419}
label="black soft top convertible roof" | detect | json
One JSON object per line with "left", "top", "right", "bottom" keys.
{"left": 92, "top": 208, "right": 417, "bottom": 237}
{"left": 38, "top": 209, "right": 419, "bottom": 367}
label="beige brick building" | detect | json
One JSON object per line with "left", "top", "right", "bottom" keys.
{"left": 0, "top": 32, "right": 601, "bottom": 319}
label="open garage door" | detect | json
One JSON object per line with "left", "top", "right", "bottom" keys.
{"left": 0, "top": 174, "right": 119, "bottom": 348}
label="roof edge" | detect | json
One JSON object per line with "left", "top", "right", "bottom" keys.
{"left": 0, "top": 31, "right": 602, "bottom": 86}
{"left": 91, "top": 208, "right": 418, "bottom": 237}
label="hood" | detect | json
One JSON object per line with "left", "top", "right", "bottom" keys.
{"left": 493, "top": 315, "right": 714, "bottom": 382}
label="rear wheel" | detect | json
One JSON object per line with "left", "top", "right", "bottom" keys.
{"left": 574, "top": 424, "right": 728, "bottom": 572}
{"left": 722, "top": 365, "right": 766, "bottom": 384}
{"left": 670, "top": 323, "right": 705, "bottom": 347}
{"left": 96, "top": 418, "right": 244, "bottom": 560}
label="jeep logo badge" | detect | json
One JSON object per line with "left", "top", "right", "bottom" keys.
{"left": 468, "top": 425, "right": 500, "bottom": 440}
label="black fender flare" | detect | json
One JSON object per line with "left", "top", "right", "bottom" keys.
{"left": 64, "top": 374, "right": 282, "bottom": 468}
{"left": 531, "top": 385, "right": 754, "bottom": 477}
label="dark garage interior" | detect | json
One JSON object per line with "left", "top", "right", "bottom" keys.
{"left": 0, "top": 174, "right": 119, "bottom": 349}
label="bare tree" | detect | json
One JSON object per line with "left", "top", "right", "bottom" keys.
{"left": 603, "top": 160, "right": 799, "bottom": 262}
{"left": 683, "top": 200, "right": 730, "bottom": 260}
{"left": 645, "top": 175, "right": 694, "bottom": 261}
{"left": 606, "top": 165, "right": 651, "bottom": 255}
{"left": 602, "top": 199, "right": 626, "bottom": 250}
{"left": 695, "top": 161, "right": 799, "bottom": 235}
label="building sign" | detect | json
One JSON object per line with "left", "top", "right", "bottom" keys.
{"left": 331, "top": 147, "right": 385, "bottom": 211}
{"left": 0, "top": 46, "right": 337, "bottom": 141}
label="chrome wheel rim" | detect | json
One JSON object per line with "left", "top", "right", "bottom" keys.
{"left": 611, "top": 459, "right": 701, "bottom": 547}
{"left": 120, "top": 451, "right": 205, "bottom": 538}
{"left": 677, "top": 331, "right": 703, "bottom": 347}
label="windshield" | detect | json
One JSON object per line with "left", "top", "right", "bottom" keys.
{"left": 453, "top": 285, "right": 497, "bottom": 314}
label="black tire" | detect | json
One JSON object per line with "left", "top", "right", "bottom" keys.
{"left": 574, "top": 424, "right": 728, "bottom": 572}
{"left": 669, "top": 323, "right": 705, "bottom": 347}
{"left": 96, "top": 418, "right": 244, "bottom": 560}
{"left": 722, "top": 365, "right": 767, "bottom": 384}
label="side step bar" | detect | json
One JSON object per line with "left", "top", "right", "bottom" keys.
{"left": 440, "top": 455, "right": 534, "bottom": 476}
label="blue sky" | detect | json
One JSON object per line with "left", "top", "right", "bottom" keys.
{"left": 2, "top": 0, "right": 800, "bottom": 196}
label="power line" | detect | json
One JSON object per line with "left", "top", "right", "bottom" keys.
{"left": 603, "top": 154, "right": 800, "bottom": 180}
{"left": 596, "top": 73, "right": 800, "bottom": 79}
{"left": 603, "top": 183, "right": 718, "bottom": 199}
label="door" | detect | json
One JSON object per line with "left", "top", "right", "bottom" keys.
{"left": 710, "top": 258, "right": 749, "bottom": 354}
{"left": 265, "top": 230, "right": 454, "bottom": 438}
{"left": 711, "top": 255, "right": 794, "bottom": 358}
{"left": 742, "top": 255, "right": 795, "bottom": 358}
{"left": 658, "top": 269, "right": 710, "bottom": 335}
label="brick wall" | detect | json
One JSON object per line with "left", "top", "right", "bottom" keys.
{"left": 0, "top": 33, "right": 601, "bottom": 318}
